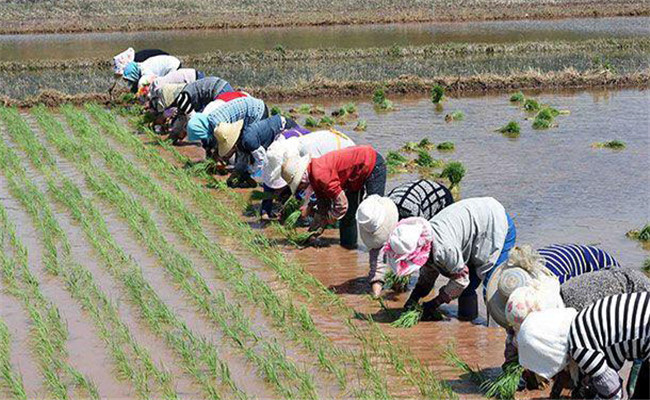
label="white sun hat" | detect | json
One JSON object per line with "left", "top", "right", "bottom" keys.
{"left": 517, "top": 307, "right": 578, "bottom": 380}
{"left": 357, "top": 195, "right": 399, "bottom": 250}
{"left": 281, "top": 155, "right": 310, "bottom": 194}
{"left": 263, "top": 138, "right": 300, "bottom": 189}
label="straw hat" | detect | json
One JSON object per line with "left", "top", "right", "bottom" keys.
{"left": 486, "top": 245, "right": 554, "bottom": 328}
{"left": 215, "top": 120, "right": 244, "bottom": 156}
{"left": 357, "top": 195, "right": 399, "bottom": 250}
{"left": 518, "top": 308, "right": 578, "bottom": 379}
{"left": 281, "top": 155, "right": 310, "bottom": 194}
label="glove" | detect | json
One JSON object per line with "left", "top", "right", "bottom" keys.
{"left": 421, "top": 298, "right": 444, "bottom": 321}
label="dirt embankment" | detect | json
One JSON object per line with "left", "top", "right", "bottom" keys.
{"left": 3, "top": 68, "right": 648, "bottom": 108}
{"left": 0, "top": 0, "right": 648, "bottom": 34}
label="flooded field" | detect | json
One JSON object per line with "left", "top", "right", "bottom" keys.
{"left": 0, "top": 87, "right": 647, "bottom": 399}
{"left": 1, "top": 17, "right": 648, "bottom": 62}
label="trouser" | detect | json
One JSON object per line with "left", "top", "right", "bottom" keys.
{"left": 340, "top": 152, "right": 387, "bottom": 249}
{"left": 631, "top": 360, "right": 648, "bottom": 399}
{"left": 261, "top": 183, "right": 274, "bottom": 215}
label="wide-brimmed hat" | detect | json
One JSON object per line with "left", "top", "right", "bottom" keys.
{"left": 486, "top": 245, "right": 556, "bottom": 328}
{"left": 215, "top": 120, "right": 244, "bottom": 157}
{"left": 518, "top": 308, "right": 577, "bottom": 379}
{"left": 357, "top": 195, "right": 399, "bottom": 250}
{"left": 384, "top": 217, "right": 434, "bottom": 277}
{"left": 281, "top": 155, "right": 310, "bottom": 194}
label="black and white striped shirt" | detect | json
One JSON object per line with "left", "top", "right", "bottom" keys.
{"left": 569, "top": 292, "right": 649, "bottom": 379}
{"left": 388, "top": 179, "right": 453, "bottom": 220}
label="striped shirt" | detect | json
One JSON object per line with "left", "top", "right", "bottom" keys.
{"left": 174, "top": 77, "right": 230, "bottom": 115}
{"left": 568, "top": 292, "right": 649, "bottom": 379}
{"left": 538, "top": 244, "right": 620, "bottom": 284}
{"left": 388, "top": 179, "right": 453, "bottom": 220}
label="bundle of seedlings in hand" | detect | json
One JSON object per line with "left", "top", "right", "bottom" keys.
{"left": 436, "top": 141, "right": 455, "bottom": 151}
{"left": 509, "top": 91, "right": 525, "bottom": 102}
{"left": 390, "top": 305, "right": 423, "bottom": 328}
{"left": 481, "top": 362, "right": 524, "bottom": 400}
{"left": 354, "top": 120, "right": 367, "bottom": 132}
{"left": 280, "top": 197, "right": 302, "bottom": 223}
{"left": 441, "top": 161, "right": 466, "bottom": 189}
{"left": 383, "top": 270, "right": 411, "bottom": 292}
{"left": 497, "top": 121, "right": 521, "bottom": 136}
{"left": 431, "top": 85, "right": 445, "bottom": 104}
{"left": 445, "top": 111, "right": 464, "bottom": 122}
{"left": 592, "top": 140, "right": 626, "bottom": 149}
{"left": 626, "top": 224, "right": 650, "bottom": 242}
{"left": 283, "top": 210, "right": 302, "bottom": 229}
{"left": 523, "top": 98, "right": 541, "bottom": 112}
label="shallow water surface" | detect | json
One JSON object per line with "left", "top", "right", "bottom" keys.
{"left": 0, "top": 17, "right": 648, "bottom": 62}
{"left": 280, "top": 88, "right": 650, "bottom": 268}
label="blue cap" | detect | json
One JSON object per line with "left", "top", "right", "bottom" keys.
{"left": 187, "top": 113, "right": 211, "bottom": 141}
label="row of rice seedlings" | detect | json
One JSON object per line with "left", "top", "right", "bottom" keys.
{"left": 626, "top": 224, "right": 650, "bottom": 242}
{"left": 90, "top": 106, "right": 396, "bottom": 397}
{"left": 114, "top": 107, "right": 454, "bottom": 399}
{"left": 591, "top": 140, "right": 626, "bottom": 149}
{"left": 0, "top": 109, "right": 177, "bottom": 399}
{"left": 0, "top": 318, "right": 27, "bottom": 400}
{"left": 81, "top": 106, "right": 355, "bottom": 394}
{"left": 27, "top": 107, "right": 245, "bottom": 400}
{"left": 53, "top": 106, "right": 318, "bottom": 400}
{"left": 0, "top": 178, "right": 98, "bottom": 399}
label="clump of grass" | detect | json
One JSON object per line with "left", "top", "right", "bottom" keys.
{"left": 390, "top": 305, "right": 422, "bottom": 328}
{"left": 483, "top": 362, "right": 524, "bottom": 400}
{"left": 592, "top": 140, "right": 626, "bottom": 149}
{"left": 304, "top": 116, "right": 318, "bottom": 128}
{"left": 373, "top": 88, "right": 394, "bottom": 111}
{"left": 440, "top": 161, "right": 466, "bottom": 189}
{"left": 401, "top": 141, "right": 419, "bottom": 152}
{"left": 437, "top": 141, "right": 455, "bottom": 151}
{"left": 509, "top": 91, "right": 524, "bottom": 102}
{"left": 415, "top": 150, "right": 436, "bottom": 168}
{"left": 319, "top": 116, "right": 335, "bottom": 127}
{"left": 497, "top": 121, "right": 521, "bottom": 135}
{"left": 626, "top": 224, "right": 650, "bottom": 242}
{"left": 444, "top": 111, "right": 464, "bottom": 122}
{"left": 532, "top": 106, "right": 560, "bottom": 129}
{"left": 418, "top": 138, "right": 434, "bottom": 150}
{"left": 431, "top": 85, "right": 445, "bottom": 104}
{"left": 354, "top": 119, "right": 367, "bottom": 132}
{"left": 386, "top": 151, "right": 408, "bottom": 174}
{"left": 383, "top": 270, "right": 411, "bottom": 292}
{"left": 523, "top": 98, "right": 540, "bottom": 112}
{"left": 643, "top": 258, "right": 650, "bottom": 272}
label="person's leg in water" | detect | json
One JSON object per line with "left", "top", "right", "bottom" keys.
{"left": 260, "top": 184, "right": 277, "bottom": 220}
{"left": 458, "top": 213, "right": 516, "bottom": 321}
{"left": 631, "top": 360, "right": 648, "bottom": 399}
{"left": 340, "top": 190, "right": 360, "bottom": 249}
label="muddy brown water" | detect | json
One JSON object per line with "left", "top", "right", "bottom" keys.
{"left": 0, "top": 17, "right": 648, "bottom": 62}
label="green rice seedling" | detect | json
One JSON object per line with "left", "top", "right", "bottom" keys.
{"left": 283, "top": 210, "right": 301, "bottom": 229}
{"left": 291, "top": 104, "right": 312, "bottom": 114}
{"left": 523, "top": 98, "right": 540, "bottom": 112}
{"left": 274, "top": 44, "right": 286, "bottom": 54}
{"left": 444, "top": 111, "right": 464, "bottom": 122}
{"left": 592, "top": 140, "right": 626, "bottom": 149}
{"left": 626, "top": 224, "right": 650, "bottom": 242}
{"left": 310, "top": 106, "right": 325, "bottom": 115}
{"left": 344, "top": 103, "right": 358, "bottom": 114}
{"left": 270, "top": 105, "right": 284, "bottom": 116}
{"left": 319, "top": 116, "right": 335, "bottom": 127}
{"left": 482, "top": 362, "right": 524, "bottom": 400}
{"left": 497, "top": 121, "right": 521, "bottom": 136}
{"left": 280, "top": 197, "right": 301, "bottom": 223}
{"left": 401, "top": 141, "right": 419, "bottom": 152}
{"left": 377, "top": 99, "right": 394, "bottom": 111}
{"left": 436, "top": 141, "right": 455, "bottom": 151}
{"left": 418, "top": 138, "right": 434, "bottom": 150}
{"left": 644, "top": 258, "right": 650, "bottom": 272}
{"left": 440, "top": 161, "right": 466, "bottom": 189}
{"left": 121, "top": 93, "right": 137, "bottom": 103}
{"left": 444, "top": 344, "right": 488, "bottom": 386}
{"left": 0, "top": 318, "right": 27, "bottom": 400}
{"left": 509, "top": 92, "right": 524, "bottom": 102}
{"left": 354, "top": 119, "right": 367, "bottom": 132}
{"left": 415, "top": 150, "right": 436, "bottom": 168}
{"left": 304, "top": 116, "right": 318, "bottom": 128}
{"left": 431, "top": 85, "right": 445, "bottom": 104}
{"left": 386, "top": 151, "right": 408, "bottom": 174}
{"left": 390, "top": 306, "right": 422, "bottom": 328}
{"left": 383, "top": 270, "right": 410, "bottom": 292}
{"left": 372, "top": 88, "right": 386, "bottom": 105}
{"left": 532, "top": 117, "right": 553, "bottom": 129}
{"left": 331, "top": 107, "right": 347, "bottom": 118}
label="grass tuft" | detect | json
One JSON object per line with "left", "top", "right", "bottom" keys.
{"left": 509, "top": 91, "right": 524, "bottom": 102}
{"left": 354, "top": 119, "right": 367, "bottom": 132}
{"left": 440, "top": 161, "right": 466, "bottom": 188}
{"left": 436, "top": 141, "right": 455, "bottom": 151}
{"left": 390, "top": 306, "right": 422, "bottom": 328}
{"left": 592, "top": 140, "right": 626, "bottom": 149}
{"left": 497, "top": 121, "right": 521, "bottom": 135}
{"left": 431, "top": 85, "right": 445, "bottom": 104}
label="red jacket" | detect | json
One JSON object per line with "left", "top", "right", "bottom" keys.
{"left": 308, "top": 145, "right": 377, "bottom": 199}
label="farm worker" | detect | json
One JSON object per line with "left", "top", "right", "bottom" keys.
{"left": 261, "top": 129, "right": 355, "bottom": 219}
{"left": 122, "top": 55, "right": 181, "bottom": 92}
{"left": 280, "top": 145, "right": 387, "bottom": 248}
{"left": 112, "top": 48, "right": 169, "bottom": 76}
{"left": 145, "top": 68, "right": 205, "bottom": 98}
{"left": 487, "top": 244, "right": 622, "bottom": 329}
{"left": 517, "top": 292, "right": 649, "bottom": 400}
{"left": 383, "top": 197, "right": 517, "bottom": 321}
{"left": 356, "top": 179, "right": 454, "bottom": 296}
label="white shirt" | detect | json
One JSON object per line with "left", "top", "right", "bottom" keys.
{"left": 294, "top": 130, "right": 355, "bottom": 157}
{"left": 139, "top": 55, "right": 181, "bottom": 78}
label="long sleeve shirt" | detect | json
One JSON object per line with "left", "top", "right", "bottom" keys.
{"left": 207, "top": 96, "right": 265, "bottom": 130}
{"left": 538, "top": 244, "right": 620, "bottom": 284}
{"left": 568, "top": 292, "right": 649, "bottom": 398}
{"left": 174, "top": 77, "right": 232, "bottom": 115}
{"left": 139, "top": 55, "right": 181, "bottom": 78}
{"left": 428, "top": 197, "right": 508, "bottom": 302}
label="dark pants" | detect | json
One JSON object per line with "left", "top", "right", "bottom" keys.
{"left": 340, "top": 152, "right": 386, "bottom": 249}
{"left": 631, "top": 360, "right": 648, "bottom": 399}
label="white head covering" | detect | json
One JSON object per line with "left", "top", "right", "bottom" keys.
{"left": 263, "top": 138, "right": 301, "bottom": 189}
{"left": 357, "top": 195, "right": 399, "bottom": 250}
{"left": 517, "top": 308, "right": 578, "bottom": 380}
{"left": 384, "top": 217, "right": 434, "bottom": 276}
{"left": 113, "top": 48, "right": 135, "bottom": 75}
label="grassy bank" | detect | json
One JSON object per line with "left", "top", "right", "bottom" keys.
{"left": 0, "top": 0, "right": 647, "bottom": 34}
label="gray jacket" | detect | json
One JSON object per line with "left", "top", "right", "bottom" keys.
{"left": 560, "top": 268, "right": 650, "bottom": 311}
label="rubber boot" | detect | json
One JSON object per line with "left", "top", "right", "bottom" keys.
{"left": 457, "top": 293, "right": 478, "bottom": 321}
{"left": 339, "top": 219, "right": 358, "bottom": 250}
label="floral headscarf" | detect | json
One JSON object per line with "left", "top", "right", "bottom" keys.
{"left": 383, "top": 217, "right": 434, "bottom": 276}
{"left": 113, "top": 48, "right": 135, "bottom": 75}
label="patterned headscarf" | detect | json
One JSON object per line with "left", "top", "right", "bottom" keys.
{"left": 383, "top": 217, "right": 434, "bottom": 276}
{"left": 113, "top": 48, "right": 135, "bottom": 75}
{"left": 123, "top": 62, "right": 141, "bottom": 83}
